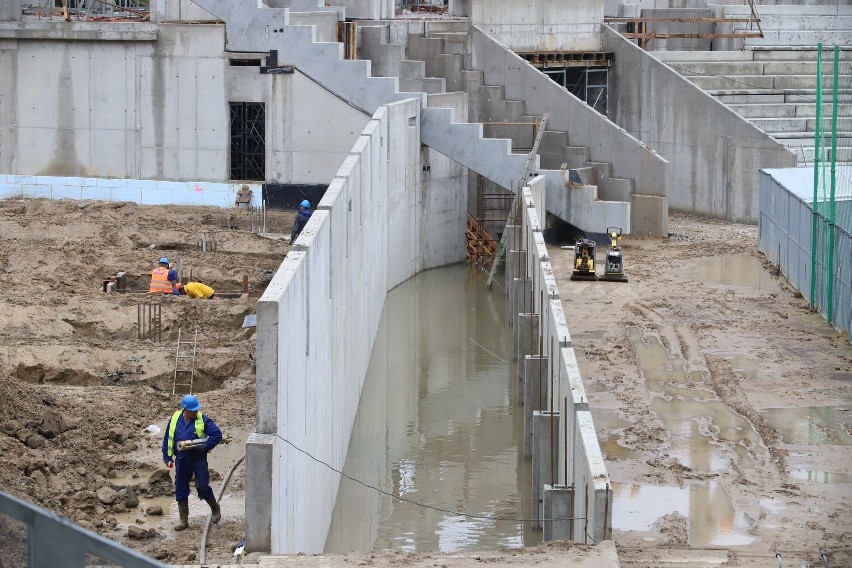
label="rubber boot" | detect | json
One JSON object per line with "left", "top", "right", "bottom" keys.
{"left": 174, "top": 500, "right": 189, "bottom": 531}
{"left": 205, "top": 495, "right": 221, "bottom": 524}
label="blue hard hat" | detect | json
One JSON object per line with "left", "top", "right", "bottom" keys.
{"left": 159, "top": 257, "right": 169, "bottom": 265}
{"left": 300, "top": 200, "right": 310, "bottom": 208}
{"left": 181, "top": 394, "right": 201, "bottom": 412}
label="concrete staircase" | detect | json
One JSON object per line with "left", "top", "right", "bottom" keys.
{"left": 711, "top": 3, "right": 852, "bottom": 50}
{"left": 655, "top": 48, "right": 852, "bottom": 165}
{"left": 362, "top": 24, "right": 633, "bottom": 232}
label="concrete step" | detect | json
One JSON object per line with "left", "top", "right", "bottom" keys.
{"left": 709, "top": 89, "right": 852, "bottom": 104}
{"left": 690, "top": 74, "right": 852, "bottom": 91}
{"left": 751, "top": 117, "right": 810, "bottom": 134}
{"left": 726, "top": 103, "right": 819, "bottom": 119}
{"left": 721, "top": 4, "right": 852, "bottom": 16}
{"left": 741, "top": 14, "right": 852, "bottom": 31}
{"left": 670, "top": 60, "right": 837, "bottom": 76}
{"left": 600, "top": 176, "right": 633, "bottom": 202}
{"left": 772, "top": 133, "right": 852, "bottom": 146}
{"left": 652, "top": 50, "right": 755, "bottom": 63}
{"left": 740, "top": 29, "right": 852, "bottom": 47}
{"left": 796, "top": 145, "right": 852, "bottom": 164}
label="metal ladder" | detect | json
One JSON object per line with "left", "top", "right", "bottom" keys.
{"left": 172, "top": 328, "right": 198, "bottom": 395}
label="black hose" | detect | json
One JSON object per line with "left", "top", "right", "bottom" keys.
{"left": 199, "top": 453, "right": 246, "bottom": 564}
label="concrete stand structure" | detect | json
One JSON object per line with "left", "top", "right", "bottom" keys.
{"left": 531, "top": 411, "right": 559, "bottom": 530}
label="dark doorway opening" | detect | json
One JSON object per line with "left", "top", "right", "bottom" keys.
{"left": 229, "top": 102, "right": 266, "bottom": 181}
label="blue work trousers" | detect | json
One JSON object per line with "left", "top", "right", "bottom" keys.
{"left": 174, "top": 454, "right": 214, "bottom": 502}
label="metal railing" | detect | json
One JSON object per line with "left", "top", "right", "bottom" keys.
{"left": 0, "top": 491, "right": 165, "bottom": 568}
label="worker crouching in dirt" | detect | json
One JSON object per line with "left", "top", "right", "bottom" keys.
{"left": 174, "top": 281, "right": 216, "bottom": 299}
{"left": 162, "top": 394, "right": 223, "bottom": 531}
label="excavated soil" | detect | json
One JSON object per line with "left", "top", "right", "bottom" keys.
{"left": 0, "top": 197, "right": 294, "bottom": 564}
{"left": 0, "top": 200, "right": 849, "bottom": 568}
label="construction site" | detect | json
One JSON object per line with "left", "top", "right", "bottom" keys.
{"left": 0, "top": 0, "right": 850, "bottom": 567}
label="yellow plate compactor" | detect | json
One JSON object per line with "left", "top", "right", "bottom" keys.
{"left": 600, "top": 227, "right": 628, "bottom": 282}
{"left": 570, "top": 238, "right": 599, "bottom": 281}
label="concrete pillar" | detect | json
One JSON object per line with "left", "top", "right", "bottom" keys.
{"left": 532, "top": 411, "right": 559, "bottom": 530}
{"left": 514, "top": 312, "right": 538, "bottom": 367}
{"left": 542, "top": 484, "right": 574, "bottom": 541}
{"left": 523, "top": 355, "right": 548, "bottom": 458}
{"left": 245, "top": 433, "right": 274, "bottom": 552}
{"left": 0, "top": 1, "right": 21, "bottom": 21}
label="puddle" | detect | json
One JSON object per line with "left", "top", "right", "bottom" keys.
{"left": 720, "top": 354, "right": 782, "bottom": 381}
{"left": 630, "top": 327, "right": 763, "bottom": 472}
{"left": 611, "top": 481, "right": 754, "bottom": 546}
{"left": 326, "top": 264, "right": 536, "bottom": 553}
{"left": 682, "top": 255, "right": 781, "bottom": 292}
{"left": 758, "top": 406, "right": 852, "bottom": 445}
{"left": 789, "top": 468, "right": 852, "bottom": 484}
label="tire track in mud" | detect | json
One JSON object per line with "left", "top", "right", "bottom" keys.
{"left": 626, "top": 301, "right": 786, "bottom": 477}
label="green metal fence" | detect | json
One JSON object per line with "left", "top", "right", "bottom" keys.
{"left": 811, "top": 44, "right": 852, "bottom": 329}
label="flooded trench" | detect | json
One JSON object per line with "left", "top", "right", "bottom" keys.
{"left": 325, "top": 264, "right": 540, "bottom": 553}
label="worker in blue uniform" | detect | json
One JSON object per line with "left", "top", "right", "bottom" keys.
{"left": 161, "top": 394, "right": 223, "bottom": 531}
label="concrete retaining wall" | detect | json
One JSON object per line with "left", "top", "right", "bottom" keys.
{"left": 248, "top": 98, "right": 466, "bottom": 553}
{"left": 603, "top": 25, "right": 797, "bottom": 223}
{"left": 0, "top": 24, "right": 368, "bottom": 185}
{"left": 512, "top": 179, "right": 613, "bottom": 544}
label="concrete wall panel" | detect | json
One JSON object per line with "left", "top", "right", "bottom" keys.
{"left": 469, "top": 0, "right": 603, "bottom": 52}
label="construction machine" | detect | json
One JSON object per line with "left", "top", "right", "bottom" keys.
{"left": 600, "top": 227, "right": 628, "bottom": 282}
{"left": 570, "top": 238, "right": 598, "bottom": 281}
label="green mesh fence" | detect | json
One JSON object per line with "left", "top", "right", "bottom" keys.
{"left": 811, "top": 45, "right": 852, "bottom": 326}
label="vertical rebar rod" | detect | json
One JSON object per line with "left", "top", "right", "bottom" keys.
{"left": 137, "top": 303, "right": 142, "bottom": 339}
{"left": 811, "top": 44, "right": 822, "bottom": 307}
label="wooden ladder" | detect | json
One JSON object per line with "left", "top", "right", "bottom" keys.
{"left": 172, "top": 328, "right": 199, "bottom": 395}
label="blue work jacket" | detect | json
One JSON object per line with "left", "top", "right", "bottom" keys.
{"left": 161, "top": 412, "right": 222, "bottom": 464}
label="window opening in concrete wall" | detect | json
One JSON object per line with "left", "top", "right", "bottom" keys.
{"left": 229, "top": 102, "right": 266, "bottom": 181}
{"left": 519, "top": 52, "right": 611, "bottom": 116}
{"left": 229, "top": 58, "right": 262, "bottom": 66}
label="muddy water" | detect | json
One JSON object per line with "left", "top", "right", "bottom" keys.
{"left": 605, "top": 327, "right": 766, "bottom": 544}
{"left": 682, "top": 254, "right": 781, "bottom": 291}
{"left": 325, "top": 264, "right": 538, "bottom": 553}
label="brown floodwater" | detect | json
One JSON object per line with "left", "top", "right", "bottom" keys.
{"left": 325, "top": 264, "right": 539, "bottom": 553}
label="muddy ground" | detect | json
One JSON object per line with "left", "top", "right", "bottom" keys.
{"left": 550, "top": 213, "right": 851, "bottom": 567}
{"left": 0, "top": 201, "right": 849, "bottom": 567}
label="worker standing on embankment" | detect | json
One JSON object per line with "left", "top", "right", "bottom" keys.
{"left": 162, "top": 394, "right": 223, "bottom": 531}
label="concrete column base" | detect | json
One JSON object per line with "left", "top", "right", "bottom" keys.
{"left": 523, "top": 356, "right": 549, "bottom": 458}
{"left": 543, "top": 484, "right": 574, "bottom": 541}
{"left": 532, "top": 411, "right": 560, "bottom": 529}
{"left": 245, "top": 432, "right": 274, "bottom": 552}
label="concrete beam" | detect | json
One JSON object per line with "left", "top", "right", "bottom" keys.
{"left": 523, "top": 355, "right": 548, "bottom": 458}
{"left": 532, "top": 412, "right": 559, "bottom": 531}
{"left": 0, "top": 22, "right": 157, "bottom": 41}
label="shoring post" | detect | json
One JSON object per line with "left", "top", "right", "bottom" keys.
{"left": 243, "top": 274, "right": 249, "bottom": 295}
{"left": 826, "top": 45, "right": 840, "bottom": 324}
{"left": 811, "top": 43, "right": 823, "bottom": 307}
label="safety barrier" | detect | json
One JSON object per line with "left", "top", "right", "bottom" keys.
{"left": 0, "top": 490, "right": 164, "bottom": 568}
